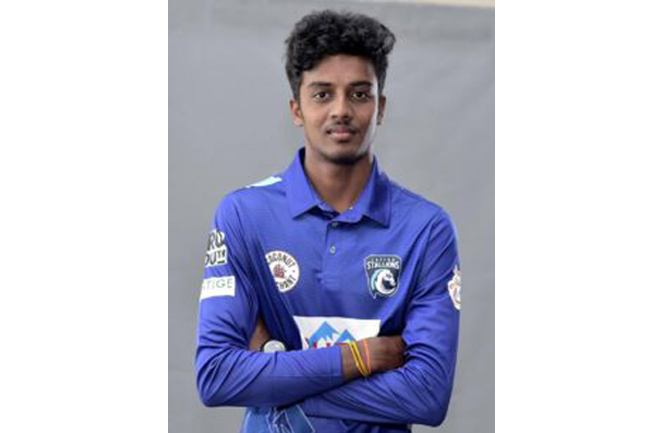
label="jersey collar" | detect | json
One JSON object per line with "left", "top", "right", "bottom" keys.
{"left": 283, "top": 147, "right": 391, "bottom": 227}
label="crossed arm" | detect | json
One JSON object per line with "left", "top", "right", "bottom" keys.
{"left": 196, "top": 196, "right": 460, "bottom": 426}
{"left": 248, "top": 316, "right": 406, "bottom": 381}
{"left": 247, "top": 277, "right": 458, "bottom": 428}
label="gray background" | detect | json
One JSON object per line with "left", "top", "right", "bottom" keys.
{"left": 169, "top": 0, "right": 494, "bottom": 431}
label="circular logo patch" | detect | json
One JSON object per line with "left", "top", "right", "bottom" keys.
{"left": 265, "top": 250, "right": 300, "bottom": 293}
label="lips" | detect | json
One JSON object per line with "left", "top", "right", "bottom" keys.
{"left": 326, "top": 125, "right": 357, "bottom": 141}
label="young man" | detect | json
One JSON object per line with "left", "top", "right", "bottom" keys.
{"left": 196, "top": 10, "right": 461, "bottom": 433}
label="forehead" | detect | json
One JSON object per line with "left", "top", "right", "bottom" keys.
{"left": 301, "top": 54, "right": 377, "bottom": 87}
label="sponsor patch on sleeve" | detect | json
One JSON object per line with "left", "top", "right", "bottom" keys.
{"left": 204, "top": 228, "right": 228, "bottom": 267}
{"left": 200, "top": 276, "right": 236, "bottom": 300}
{"left": 447, "top": 265, "right": 461, "bottom": 310}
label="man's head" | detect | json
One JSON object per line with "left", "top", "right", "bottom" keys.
{"left": 285, "top": 10, "right": 396, "bottom": 100}
{"left": 285, "top": 10, "right": 396, "bottom": 165}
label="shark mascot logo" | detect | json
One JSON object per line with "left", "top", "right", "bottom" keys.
{"left": 364, "top": 255, "right": 402, "bottom": 298}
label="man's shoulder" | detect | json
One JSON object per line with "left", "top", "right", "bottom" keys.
{"left": 388, "top": 182, "right": 458, "bottom": 249}
{"left": 220, "top": 174, "right": 286, "bottom": 205}
{"left": 389, "top": 180, "right": 450, "bottom": 225}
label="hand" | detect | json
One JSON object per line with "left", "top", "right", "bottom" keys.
{"left": 248, "top": 316, "right": 271, "bottom": 351}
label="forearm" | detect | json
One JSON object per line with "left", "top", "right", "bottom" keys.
{"left": 301, "top": 296, "right": 459, "bottom": 426}
{"left": 300, "top": 359, "right": 452, "bottom": 427}
{"left": 196, "top": 343, "right": 346, "bottom": 408}
{"left": 197, "top": 301, "right": 348, "bottom": 408}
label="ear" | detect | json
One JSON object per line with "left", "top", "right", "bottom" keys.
{"left": 377, "top": 94, "right": 387, "bottom": 125}
{"left": 289, "top": 99, "right": 303, "bottom": 127}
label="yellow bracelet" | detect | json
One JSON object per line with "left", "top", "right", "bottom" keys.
{"left": 350, "top": 343, "right": 367, "bottom": 377}
{"left": 349, "top": 341, "right": 362, "bottom": 374}
{"left": 349, "top": 341, "right": 369, "bottom": 377}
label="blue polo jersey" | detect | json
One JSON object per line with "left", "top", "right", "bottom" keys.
{"left": 196, "top": 148, "right": 461, "bottom": 432}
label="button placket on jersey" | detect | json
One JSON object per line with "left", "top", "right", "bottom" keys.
{"left": 322, "top": 219, "right": 343, "bottom": 291}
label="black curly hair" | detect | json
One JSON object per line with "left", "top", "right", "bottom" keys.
{"left": 284, "top": 10, "right": 396, "bottom": 100}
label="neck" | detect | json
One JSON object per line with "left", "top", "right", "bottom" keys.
{"left": 303, "top": 149, "right": 373, "bottom": 214}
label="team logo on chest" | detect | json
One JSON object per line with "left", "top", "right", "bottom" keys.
{"left": 265, "top": 250, "right": 300, "bottom": 293}
{"left": 364, "top": 255, "right": 402, "bottom": 298}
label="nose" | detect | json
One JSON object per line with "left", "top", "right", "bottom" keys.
{"left": 330, "top": 94, "right": 352, "bottom": 121}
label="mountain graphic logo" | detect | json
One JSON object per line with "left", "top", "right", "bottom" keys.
{"left": 306, "top": 321, "right": 357, "bottom": 348}
{"left": 334, "top": 329, "right": 356, "bottom": 344}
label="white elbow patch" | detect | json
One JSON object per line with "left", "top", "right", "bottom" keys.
{"left": 200, "top": 276, "right": 236, "bottom": 300}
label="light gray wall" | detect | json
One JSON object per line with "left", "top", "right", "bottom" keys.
{"left": 169, "top": 1, "right": 494, "bottom": 431}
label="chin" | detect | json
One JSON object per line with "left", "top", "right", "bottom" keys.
{"left": 327, "top": 154, "right": 363, "bottom": 165}
{"left": 322, "top": 145, "right": 368, "bottom": 166}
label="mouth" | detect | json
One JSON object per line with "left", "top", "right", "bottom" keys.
{"left": 326, "top": 126, "right": 357, "bottom": 142}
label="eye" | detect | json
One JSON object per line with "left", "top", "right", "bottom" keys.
{"left": 351, "top": 91, "right": 371, "bottom": 101}
{"left": 312, "top": 91, "right": 330, "bottom": 101}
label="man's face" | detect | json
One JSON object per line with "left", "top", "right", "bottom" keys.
{"left": 290, "top": 54, "right": 386, "bottom": 165}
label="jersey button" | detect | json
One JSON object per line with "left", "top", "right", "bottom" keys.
{"left": 329, "top": 245, "right": 337, "bottom": 255}
{"left": 331, "top": 221, "right": 339, "bottom": 228}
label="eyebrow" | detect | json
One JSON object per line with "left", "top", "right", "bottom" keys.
{"left": 306, "top": 81, "right": 332, "bottom": 89}
{"left": 306, "top": 81, "right": 373, "bottom": 88}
